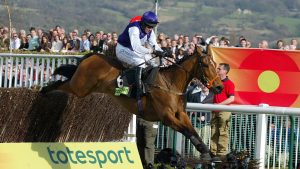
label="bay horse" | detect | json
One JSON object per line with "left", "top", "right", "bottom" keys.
{"left": 41, "top": 45, "right": 223, "bottom": 160}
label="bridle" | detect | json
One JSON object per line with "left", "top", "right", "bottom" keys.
{"left": 158, "top": 51, "right": 219, "bottom": 90}
{"left": 197, "top": 54, "right": 219, "bottom": 89}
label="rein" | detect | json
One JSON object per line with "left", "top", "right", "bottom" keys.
{"left": 150, "top": 84, "right": 185, "bottom": 95}
{"left": 198, "top": 54, "right": 219, "bottom": 89}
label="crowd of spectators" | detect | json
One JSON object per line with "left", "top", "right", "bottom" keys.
{"left": 0, "top": 25, "right": 118, "bottom": 54}
{"left": 0, "top": 25, "right": 299, "bottom": 60}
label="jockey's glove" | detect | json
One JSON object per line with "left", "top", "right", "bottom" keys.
{"left": 153, "top": 50, "right": 169, "bottom": 58}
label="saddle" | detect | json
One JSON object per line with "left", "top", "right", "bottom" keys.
{"left": 115, "top": 66, "right": 159, "bottom": 99}
{"left": 100, "top": 44, "right": 159, "bottom": 99}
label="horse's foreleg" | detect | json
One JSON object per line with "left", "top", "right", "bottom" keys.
{"left": 163, "top": 111, "right": 211, "bottom": 156}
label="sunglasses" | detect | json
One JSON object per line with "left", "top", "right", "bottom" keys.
{"left": 146, "top": 25, "right": 154, "bottom": 29}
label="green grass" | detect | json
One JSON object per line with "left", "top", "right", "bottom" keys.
{"left": 176, "top": 2, "right": 197, "bottom": 8}
{"left": 274, "top": 16, "right": 300, "bottom": 33}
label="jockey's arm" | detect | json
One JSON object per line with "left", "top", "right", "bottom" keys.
{"left": 128, "top": 27, "right": 152, "bottom": 55}
{"left": 148, "top": 31, "right": 163, "bottom": 52}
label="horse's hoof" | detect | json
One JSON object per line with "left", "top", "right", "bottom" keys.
{"left": 211, "top": 156, "right": 222, "bottom": 163}
{"left": 200, "top": 153, "right": 212, "bottom": 162}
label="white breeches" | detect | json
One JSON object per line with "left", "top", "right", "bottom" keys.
{"left": 116, "top": 43, "right": 158, "bottom": 68}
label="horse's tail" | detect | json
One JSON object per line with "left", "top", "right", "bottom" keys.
{"left": 53, "top": 64, "right": 78, "bottom": 79}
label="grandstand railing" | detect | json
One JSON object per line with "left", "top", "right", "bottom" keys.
{"left": 2, "top": 53, "right": 300, "bottom": 169}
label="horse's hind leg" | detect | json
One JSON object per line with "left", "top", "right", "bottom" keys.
{"left": 163, "top": 111, "right": 211, "bottom": 159}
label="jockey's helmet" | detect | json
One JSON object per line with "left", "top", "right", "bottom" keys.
{"left": 141, "top": 11, "right": 159, "bottom": 27}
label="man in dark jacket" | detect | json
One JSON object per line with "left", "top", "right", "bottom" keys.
{"left": 186, "top": 80, "right": 214, "bottom": 123}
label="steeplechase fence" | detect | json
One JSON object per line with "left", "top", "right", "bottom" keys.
{"left": 1, "top": 53, "right": 300, "bottom": 169}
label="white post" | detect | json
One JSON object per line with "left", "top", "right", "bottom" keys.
{"left": 255, "top": 104, "right": 268, "bottom": 169}
{"left": 154, "top": 0, "right": 158, "bottom": 34}
{"left": 176, "top": 132, "right": 183, "bottom": 154}
{"left": 127, "top": 115, "right": 137, "bottom": 142}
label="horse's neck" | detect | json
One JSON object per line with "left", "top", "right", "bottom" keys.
{"left": 160, "top": 55, "right": 198, "bottom": 92}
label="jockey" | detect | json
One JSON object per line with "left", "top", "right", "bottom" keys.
{"left": 116, "top": 11, "right": 166, "bottom": 99}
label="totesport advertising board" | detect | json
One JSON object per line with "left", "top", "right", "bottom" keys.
{"left": 0, "top": 142, "right": 142, "bottom": 169}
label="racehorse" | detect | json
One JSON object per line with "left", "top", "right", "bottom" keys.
{"left": 41, "top": 45, "right": 224, "bottom": 159}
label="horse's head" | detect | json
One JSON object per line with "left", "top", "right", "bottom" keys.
{"left": 194, "top": 46, "right": 223, "bottom": 94}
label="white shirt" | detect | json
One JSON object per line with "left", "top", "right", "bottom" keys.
{"left": 128, "top": 27, "right": 162, "bottom": 56}
{"left": 200, "top": 92, "right": 209, "bottom": 102}
{"left": 51, "top": 40, "right": 63, "bottom": 52}
{"left": 10, "top": 38, "right": 21, "bottom": 50}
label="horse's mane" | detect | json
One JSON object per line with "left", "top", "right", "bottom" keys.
{"left": 159, "top": 55, "right": 192, "bottom": 71}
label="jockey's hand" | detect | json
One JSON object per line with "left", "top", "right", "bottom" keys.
{"left": 153, "top": 50, "right": 168, "bottom": 58}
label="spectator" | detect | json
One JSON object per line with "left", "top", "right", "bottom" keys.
{"left": 157, "top": 33, "right": 166, "bottom": 44}
{"left": 136, "top": 118, "right": 158, "bottom": 169}
{"left": 88, "top": 34, "right": 95, "bottom": 46}
{"left": 50, "top": 29, "right": 59, "bottom": 42}
{"left": 90, "top": 39, "right": 99, "bottom": 53}
{"left": 176, "top": 47, "right": 186, "bottom": 62}
{"left": 28, "top": 29, "right": 40, "bottom": 51}
{"left": 186, "top": 80, "right": 214, "bottom": 149}
{"left": 183, "top": 35, "right": 190, "bottom": 49}
{"left": 55, "top": 25, "right": 63, "bottom": 36}
{"left": 211, "top": 63, "right": 235, "bottom": 159}
{"left": 59, "top": 33, "right": 66, "bottom": 41}
{"left": 0, "top": 26, "right": 4, "bottom": 35}
{"left": 106, "top": 32, "right": 112, "bottom": 44}
{"left": 39, "top": 35, "right": 51, "bottom": 52}
{"left": 219, "top": 37, "right": 229, "bottom": 47}
{"left": 95, "top": 31, "right": 105, "bottom": 53}
{"left": 0, "top": 31, "right": 10, "bottom": 50}
{"left": 37, "top": 28, "right": 44, "bottom": 43}
{"left": 246, "top": 41, "right": 251, "bottom": 48}
{"left": 61, "top": 37, "right": 71, "bottom": 53}
{"left": 160, "top": 40, "right": 174, "bottom": 66}
{"left": 10, "top": 33, "right": 21, "bottom": 50}
{"left": 177, "top": 37, "right": 184, "bottom": 49}
{"left": 187, "top": 80, "right": 214, "bottom": 122}
{"left": 80, "top": 34, "right": 90, "bottom": 52}
{"left": 170, "top": 39, "right": 178, "bottom": 56}
{"left": 259, "top": 40, "right": 269, "bottom": 49}
{"left": 51, "top": 35, "right": 63, "bottom": 52}
{"left": 19, "top": 35, "right": 29, "bottom": 50}
{"left": 84, "top": 29, "right": 91, "bottom": 38}
{"left": 238, "top": 38, "right": 247, "bottom": 48}
{"left": 173, "top": 33, "right": 179, "bottom": 41}
{"left": 276, "top": 40, "right": 285, "bottom": 50}
{"left": 110, "top": 32, "right": 118, "bottom": 45}
{"left": 187, "top": 42, "right": 195, "bottom": 55}
{"left": 68, "top": 31, "right": 80, "bottom": 52}
{"left": 290, "top": 38, "right": 298, "bottom": 50}
{"left": 18, "top": 29, "right": 26, "bottom": 38}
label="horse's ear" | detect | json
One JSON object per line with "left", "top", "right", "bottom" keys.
{"left": 195, "top": 46, "right": 203, "bottom": 55}
{"left": 207, "top": 45, "right": 212, "bottom": 56}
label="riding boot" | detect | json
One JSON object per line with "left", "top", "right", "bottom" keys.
{"left": 135, "top": 67, "right": 143, "bottom": 99}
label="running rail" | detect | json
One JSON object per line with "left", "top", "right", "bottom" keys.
{"left": 186, "top": 103, "right": 300, "bottom": 115}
